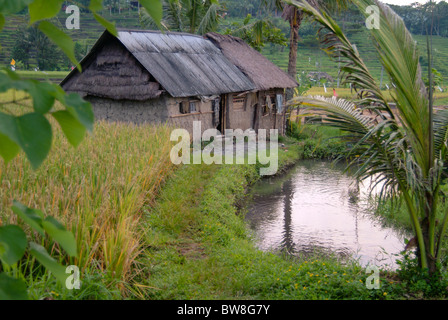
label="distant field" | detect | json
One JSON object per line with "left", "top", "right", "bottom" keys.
{"left": 0, "top": 11, "right": 142, "bottom": 68}
{"left": 262, "top": 33, "right": 448, "bottom": 86}
{"left": 305, "top": 87, "right": 448, "bottom": 106}
{"left": 16, "top": 70, "right": 69, "bottom": 83}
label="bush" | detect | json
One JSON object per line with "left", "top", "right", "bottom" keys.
{"left": 302, "top": 137, "right": 346, "bottom": 160}
{"left": 286, "top": 121, "right": 310, "bottom": 140}
{"left": 396, "top": 252, "right": 448, "bottom": 298}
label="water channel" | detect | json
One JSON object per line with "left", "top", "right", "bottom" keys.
{"left": 245, "top": 160, "right": 409, "bottom": 269}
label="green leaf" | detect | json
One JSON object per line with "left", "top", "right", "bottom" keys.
{"left": 0, "top": 70, "right": 30, "bottom": 93}
{"left": 0, "top": 225, "right": 27, "bottom": 266}
{"left": 138, "top": 0, "right": 162, "bottom": 26}
{"left": 11, "top": 201, "right": 45, "bottom": 236}
{"left": 0, "top": 273, "right": 28, "bottom": 300}
{"left": 93, "top": 12, "right": 117, "bottom": 36}
{"left": 38, "top": 21, "right": 80, "bottom": 71}
{"left": 89, "top": 0, "right": 104, "bottom": 12}
{"left": 19, "top": 112, "right": 52, "bottom": 168}
{"left": 62, "top": 93, "right": 94, "bottom": 132}
{"left": 29, "top": 242, "right": 67, "bottom": 285}
{"left": 42, "top": 216, "right": 77, "bottom": 257}
{"left": 0, "top": 0, "right": 33, "bottom": 14}
{"left": 4, "top": 112, "right": 53, "bottom": 169}
{"left": 52, "top": 110, "right": 86, "bottom": 147}
{"left": 27, "top": 81, "right": 56, "bottom": 114}
{"left": 0, "top": 132, "right": 20, "bottom": 164}
{"left": 28, "top": 0, "right": 64, "bottom": 23}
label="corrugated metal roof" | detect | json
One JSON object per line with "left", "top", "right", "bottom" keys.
{"left": 116, "top": 30, "right": 255, "bottom": 97}
{"left": 205, "top": 33, "right": 298, "bottom": 91}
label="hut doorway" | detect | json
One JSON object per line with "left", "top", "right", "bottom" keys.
{"left": 217, "top": 95, "right": 226, "bottom": 132}
{"left": 252, "top": 103, "right": 260, "bottom": 133}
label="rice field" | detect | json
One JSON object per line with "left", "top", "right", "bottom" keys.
{"left": 304, "top": 86, "right": 448, "bottom": 106}
{"left": 0, "top": 94, "right": 176, "bottom": 294}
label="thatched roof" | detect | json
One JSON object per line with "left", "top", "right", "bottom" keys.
{"left": 205, "top": 32, "right": 298, "bottom": 91}
{"left": 61, "top": 30, "right": 255, "bottom": 99}
{"left": 61, "top": 32, "right": 163, "bottom": 101}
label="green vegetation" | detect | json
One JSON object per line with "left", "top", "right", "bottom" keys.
{"left": 0, "top": 0, "right": 163, "bottom": 300}
{"left": 129, "top": 126, "right": 447, "bottom": 300}
{"left": 261, "top": 32, "right": 448, "bottom": 87}
{"left": 139, "top": 0, "right": 222, "bottom": 35}
{"left": 2, "top": 0, "right": 447, "bottom": 86}
{"left": 290, "top": 0, "right": 448, "bottom": 278}
{"left": 133, "top": 140, "right": 385, "bottom": 300}
{"left": 0, "top": 119, "right": 176, "bottom": 296}
{"left": 2, "top": 0, "right": 448, "bottom": 301}
{"left": 306, "top": 87, "right": 448, "bottom": 106}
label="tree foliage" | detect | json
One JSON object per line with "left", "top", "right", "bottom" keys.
{"left": 223, "top": 14, "right": 287, "bottom": 51}
{"left": 139, "top": 0, "right": 222, "bottom": 34}
{"left": 12, "top": 25, "right": 65, "bottom": 71}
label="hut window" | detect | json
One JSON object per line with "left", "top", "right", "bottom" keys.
{"left": 263, "top": 95, "right": 273, "bottom": 116}
{"left": 233, "top": 95, "right": 245, "bottom": 111}
{"left": 276, "top": 94, "right": 283, "bottom": 113}
{"left": 179, "top": 101, "right": 189, "bottom": 114}
{"left": 179, "top": 100, "right": 199, "bottom": 114}
{"left": 189, "top": 101, "right": 197, "bottom": 113}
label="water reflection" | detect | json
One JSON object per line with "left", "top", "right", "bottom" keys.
{"left": 245, "top": 160, "right": 408, "bottom": 269}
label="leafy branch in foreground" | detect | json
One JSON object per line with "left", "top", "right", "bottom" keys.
{"left": 0, "top": 202, "right": 78, "bottom": 300}
{"left": 287, "top": 0, "right": 448, "bottom": 278}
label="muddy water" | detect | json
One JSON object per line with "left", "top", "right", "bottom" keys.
{"left": 245, "top": 160, "right": 408, "bottom": 269}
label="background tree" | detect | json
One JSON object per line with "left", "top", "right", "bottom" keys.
{"left": 140, "top": 0, "right": 222, "bottom": 35}
{"left": 12, "top": 26, "right": 66, "bottom": 71}
{"left": 262, "top": 0, "right": 351, "bottom": 100}
{"left": 223, "top": 14, "right": 288, "bottom": 51}
{"left": 11, "top": 27, "right": 31, "bottom": 70}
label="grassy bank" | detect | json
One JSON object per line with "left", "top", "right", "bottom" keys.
{"left": 134, "top": 123, "right": 448, "bottom": 300}
{"left": 2, "top": 112, "right": 446, "bottom": 299}
{"left": 133, "top": 133, "right": 409, "bottom": 300}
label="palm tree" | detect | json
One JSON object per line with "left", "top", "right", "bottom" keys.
{"left": 288, "top": 0, "right": 446, "bottom": 276}
{"left": 139, "top": 0, "right": 221, "bottom": 35}
{"left": 264, "top": 0, "right": 350, "bottom": 101}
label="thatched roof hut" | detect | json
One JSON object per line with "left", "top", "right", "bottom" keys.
{"left": 205, "top": 32, "right": 298, "bottom": 91}
{"left": 60, "top": 29, "right": 297, "bottom": 135}
{"left": 61, "top": 29, "right": 255, "bottom": 100}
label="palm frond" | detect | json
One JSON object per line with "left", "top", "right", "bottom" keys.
{"left": 356, "top": 0, "right": 431, "bottom": 174}
{"left": 288, "top": 0, "right": 395, "bottom": 120}
{"left": 292, "top": 95, "right": 373, "bottom": 134}
{"left": 197, "top": 3, "right": 221, "bottom": 35}
{"left": 139, "top": 3, "right": 174, "bottom": 32}
{"left": 164, "top": 0, "right": 185, "bottom": 32}
{"left": 433, "top": 109, "right": 448, "bottom": 161}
